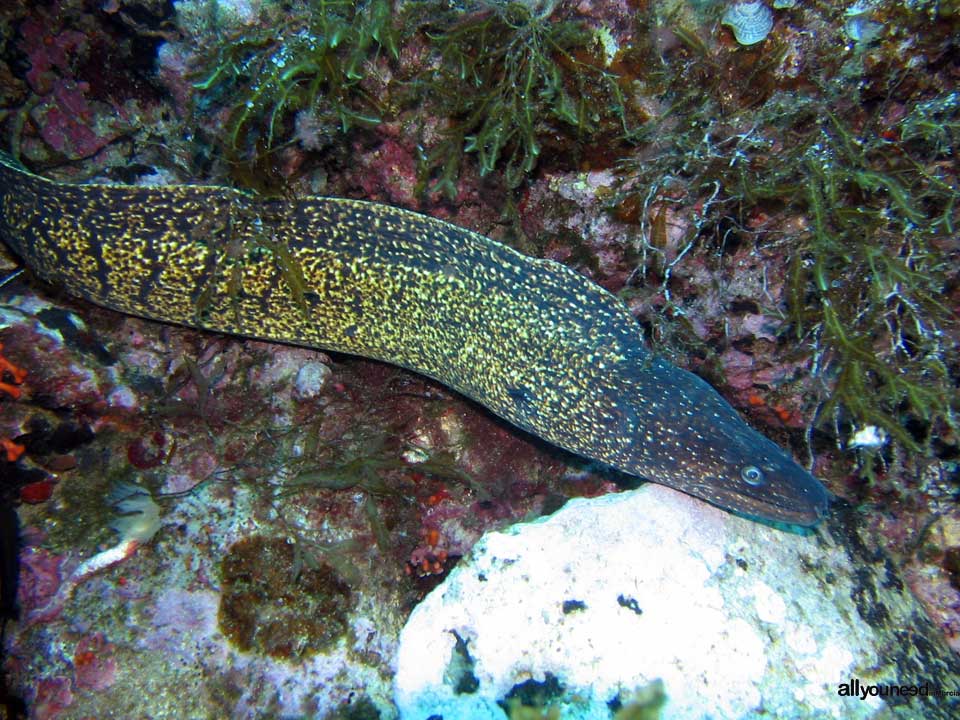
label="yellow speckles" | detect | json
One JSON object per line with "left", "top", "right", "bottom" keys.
{"left": 53, "top": 216, "right": 90, "bottom": 254}
{"left": 73, "top": 244, "right": 101, "bottom": 278}
{"left": 2, "top": 193, "right": 38, "bottom": 232}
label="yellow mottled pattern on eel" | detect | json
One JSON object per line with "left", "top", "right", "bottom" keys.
{"left": 0, "top": 152, "right": 830, "bottom": 526}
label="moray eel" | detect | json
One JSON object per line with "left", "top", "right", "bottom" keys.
{"left": 0, "top": 152, "right": 829, "bottom": 526}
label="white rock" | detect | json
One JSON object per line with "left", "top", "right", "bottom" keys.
{"left": 293, "top": 360, "right": 331, "bottom": 400}
{"left": 394, "top": 484, "right": 960, "bottom": 719}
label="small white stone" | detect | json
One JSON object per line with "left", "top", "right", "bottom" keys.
{"left": 844, "top": 0, "right": 883, "bottom": 42}
{"left": 292, "top": 361, "right": 331, "bottom": 400}
{"left": 751, "top": 580, "right": 787, "bottom": 625}
{"left": 849, "top": 425, "right": 887, "bottom": 449}
{"left": 402, "top": 446, "right": 430, "bottom": 464}
{"left": 107, "top": 385, "right": 137, "bottom": 409}
{"left": 722, "top": 1, "right": 775, "bottom": 46}
{"left": 844, "top": 3, "right": 883, "bottom": 46}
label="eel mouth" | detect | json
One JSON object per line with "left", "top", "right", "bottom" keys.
{"left": 676, "top": 469, "right": 833, "bottom": 527}
{"left": 700, "top": 475, "right": 832, "bottom": 527}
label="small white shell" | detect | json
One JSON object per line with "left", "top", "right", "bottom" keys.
{"left": 844, "top": 2, "right": 883, "bottom": 43}
{"left": 845, "top": 16, "right": 882, "bottom": 43}
{"left": 849, "top": 425, "right": 888, "bottom": 449}
{"left": 722, "top": 1, "right": 775, "bottom": 46}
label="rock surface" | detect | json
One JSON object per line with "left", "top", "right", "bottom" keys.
{"left": 395, "top": 484, "right": 960, "bottom": 719}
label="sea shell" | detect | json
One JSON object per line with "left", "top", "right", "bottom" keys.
{"left": 844, "top": 1, "right": 883, "bottom": 43}
{"left": 722, "top": 1, "right": 775, "bottom": 46}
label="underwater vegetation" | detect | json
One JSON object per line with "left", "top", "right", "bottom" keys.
{"left": 187, "top": 0, "right": 638, "bottom": 197}
{"left": 407, "top": 0, "right": 636, "bottom": 199}
{"left": 612, "top": 0, "right": 959, "bottom": 492}
{"left": 190, "top": 0, "right": 399, "bottom": 169}
{"left": 773, "top": 100, "right": 956, "bottom": 455}
{"left": 218, "top": 534, "right": 353, "bottom": 660}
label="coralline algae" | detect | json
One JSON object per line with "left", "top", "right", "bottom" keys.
{"left": 722, "top": 1, "right": 775, "bottom": 46}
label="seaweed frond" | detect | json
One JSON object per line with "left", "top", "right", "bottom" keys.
{"left": 191, "top": 0, "right": 399, "bottom": 168}
{"left": 411, "top": 1, "right": 635, "bottom": 198}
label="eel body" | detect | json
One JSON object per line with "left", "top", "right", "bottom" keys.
{"left": 0, "top": 153, "right": 829, "bottom": 526}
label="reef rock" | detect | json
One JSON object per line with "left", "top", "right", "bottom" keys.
{"left": 394, "top": 484, "right": 960, "bottom": 719}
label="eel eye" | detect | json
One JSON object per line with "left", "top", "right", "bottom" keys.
{"left": 740, "top": 465, "right": 765, "bottom": 486}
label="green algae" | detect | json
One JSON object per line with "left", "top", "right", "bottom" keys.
{"left": 409, "top": 1, "right": 634, "bottom": 198}
{"left": 743, "top": 101, "right": 957, "bottom": 457}
{"left": 611, "top": 5, "right": 959, "bottom": 487}
{"left": 188, "top": 1, "right": 635, "bottom": 196}
{"left": 277, "top": 426, "right": 486, "bottom": 551}
{"left": 191, "top": 0, "right": 398, "bottom": 166}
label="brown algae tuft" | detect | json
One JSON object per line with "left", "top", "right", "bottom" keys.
{"left": 218, "top": 535, "right": 354, "bottom": 660}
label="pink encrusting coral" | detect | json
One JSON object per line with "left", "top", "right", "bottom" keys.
{"left": 9, "top": 3, "right": 166, "bottom": 162}
{"left": 17, "top": 547, "right": 64, "bottom": 618}
{"left": 72, "top": 632, "right": 118, "bottom": 692}
{"left": 16, "top": 19, "right": 88, "bottom": 95}
{"left": 17, "top": 15, "right": 116, "bottom": 159}
{"left": 31, "top": 676, "right": 74, "bottom": 720}
{"left": 33, "top": 78, "right": 121, "bottom": 159}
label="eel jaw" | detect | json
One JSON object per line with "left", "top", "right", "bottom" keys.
{"left": 683, "top": 468, "right": 832, "bottom": 527}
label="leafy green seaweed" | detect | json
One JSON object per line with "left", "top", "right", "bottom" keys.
{"left": 410, "top": 1, "right": 634, "bottom": 198}
{"left": 613, "top": 10, "right": 959, "bottom": 479}
{"left": 191, "top": 0, "right": 398, "bottom": 164}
